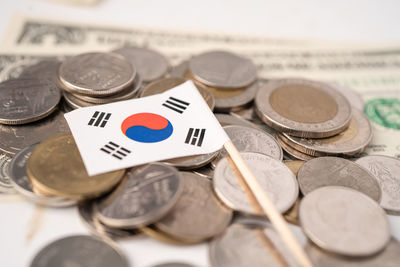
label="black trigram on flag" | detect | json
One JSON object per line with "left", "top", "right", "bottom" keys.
{"left": 100, "top": 141, "right": 131, "bottom": 160}
{"left": 88, "top": 111, "right": 111, "bottom": 127}
{"left": 185, "top": 128, "right": 206, "bottom": 147}
{"left": 162, "top": 96, "right": 190, "bottom": 114}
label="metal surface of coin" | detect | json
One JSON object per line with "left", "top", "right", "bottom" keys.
{"left": 330, "top": 83, "right": 364, "bottom": 111}
{"left": 192, "top": 164, "right": 214, "bottom": 179}
{"left": 0, "top": 78, "right": 61, "bottom": 125}
{"left": 151, "top": 263, "right": 196, "bottom": 267}
{"left": 213, "top": 152, "right": 299, "bottom": 215}
{"left": 113, "top": 46, "right": 168, "bottom": 82}
{"left": 215, "top": 113, "right": 259, "bottom": 128}
{"left": 169, "top": 60, "right": 189, "bottom": 78}
{"left": 140, "top": 77, "right": 215, "bottom": 110}
{"left": 281, "top": 108, "right": 372, "bottom": 156}
{"left": 299, "top": 186, "right": 390, "bottom": 257}
{"left": 96, "top": 163, "right": 183, "bottom": 228}
{"left": 209, "top": 224, "right": 298, "bottom": 267}
{"left": 0, "top": 108, "right": 70, "bottom": 156}
{"left": 63, "top": 90, "right": 95, "bottom": 109}
{"left": 297, "top": 156, "right": 381, "bottom": 202}
{"left": 0, "top": 154, "right": 15, "bottom": 194}
{"left": 9, "top": 144, "right": 75, "bottom": 207}
{"left": 211, "top": 125, "right": 283, "bottom": 168}
{"left": 284, "top": 160, "right": 305, "bottom": 176}
{"left": 276, "top": 134, "right": 315, "bottom": 161}
{"left": 30, "top": 235, "right": 128, "bottom": 267}
{"left": 72, "top": 74, "right": 142, "bottom": 104}
{"left": 19, "top": 60, "right": 61, "bottom": 82}
{"left": 27, "top": 134, "right": 125, "bottom": 200}
{"left": 155, "top": 172, "right": 232, "bottom": 243}
{"left": 283, "top": 197, "right": 301, "bottom": 225}
{"left": 189, "top": 51, "right": 257, "bottom": 88}
{"left": 163, "top": 151, "right": 219, "bottom": 170}
{"left": 58, "top": 52, "right": 135, "bottom": 96}
{"left": 355, "top": 155, "right": 400, "bottom": 215}
{"left": 78, "top": 201, "right": 140, "bottom": 239}
{"left": 306, "top": 238, "right": 400, "bottom": 267}
{"left": 255, "top": 78, "right": 352, "bottom": 138}
{"left": 140, "top": 225, "right": 192, "bottom": 246}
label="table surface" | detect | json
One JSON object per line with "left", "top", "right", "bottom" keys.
{"left": 1, "top": 0, "right": 400, "bottom": 266}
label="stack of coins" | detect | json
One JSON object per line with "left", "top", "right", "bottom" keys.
{"left": 254, "top": 78, "right": 373, "bottom": 160}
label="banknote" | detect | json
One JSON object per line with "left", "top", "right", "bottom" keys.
{"left": 1, "top": 14, "right": 399, "bottom": 158}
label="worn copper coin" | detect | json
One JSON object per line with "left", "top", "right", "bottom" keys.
{"left": 213, "top": 152, "right": 299, "bottom": 215}
{"left": 27, "top": 134, "right": 125, "bottom": 200}
{"left": 280, "top": 108, "right": 372, "bottom": 156}
{"left": 58, "top": 52, "right": 135, "bottom": 96}
{"left": 355, "top": 155, "right": 400, "bottom": 215}
{"left": 95, "top": 163, "right": 183, "bottom": 228}
{"left": 255, "top": 78, "right": 352, "bottom": 138}
{"left": 0, "top": 78, "right": 61, "bottom": 125}
{"left": 155, "top": 172, "right": 232, "bottom": 243}
{"left": 299, "top": 186, "right": 390, "bottom": 257}
{"left": 297, "top": 156, "right": 381, "bottom": 202}
{"left": 189, "top": 51, "right": 257, "bottom": 88}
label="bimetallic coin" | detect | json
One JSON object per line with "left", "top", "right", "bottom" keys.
{"left": 155, "top": 172, "right": 232, "bottom": 243}
{"left": 27, "top": 134, "right": 125, "bottom": 200}
{"left": 72, "top": 74, "right": 142, "bottom": 104}
{"left": 189, "top": 51, "right": 257, "bottom": 88}
{"left": 163, "top": 151, "right": 219, "bottom": 170}
{"left": 30, "top": 235, "right": 128, "bottom": 267}
{"left": 113, "top": 46, "right": 168, "bottom": 82}
{"left": 306, "top": 238, "right": 400, "bottom": 267}
{"left": 140, "top": 77, "right": 215, "bottom": 110}
{"left": 213, "top": 152, "right": 299, "bottom": 215}
{"left": 58, "top": 52, "right": 135, "bottom": 96}
{"left": 0, "top": 109, "right": 70, "bottom": 156}
{"left": 275, "top": 133, "right": 315, "bottom": 161}
{"left": 0, "top": 154, "right": 15, "bottom": 194}
{"left": 95, "top": 163, "right": 183, "bottom": 228}
{"left": 9, "top": 144, "right": 75, "bottom": 207}
{"left": 297, "top": 157, "right": 381, "bottom": 202}
{"left": 255, "top": 78, "right": 352, "bottom": 138}
{"left": 209, "top": 224, "right": 298, "bottom": 267}
{"left": 211, "top": 125, "right": 283, "bottom": 169}
{"left": 355, "top": 155, "right": 400, "bottom": 215}
{"left": 78, "top": 201, "right": 140, "bottom": 240}
{"left": 0, "top": 78, "right": 61, "bottom": 125}
{"left": 280, "top": 108, "right": 372, "bottom": 156}
{"left": 299, "top": 186, "right": 390, "bottom": 257}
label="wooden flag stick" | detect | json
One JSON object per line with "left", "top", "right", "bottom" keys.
{"left": 224, "top": 140, "right": 313, "bottom": 267}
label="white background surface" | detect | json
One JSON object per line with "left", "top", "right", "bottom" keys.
{"left": 1, "top": 0, "right": 400, "bottom": 266}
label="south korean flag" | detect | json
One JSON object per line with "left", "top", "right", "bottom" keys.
{"left": 64, "top": 81, "right": 229, "bottom": 176}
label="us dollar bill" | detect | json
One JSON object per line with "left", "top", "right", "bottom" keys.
{"left": 1, "top": 15, "right": 399, "bottom": 158}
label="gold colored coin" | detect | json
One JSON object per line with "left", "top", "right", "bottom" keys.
{"left": 284, "top": 160, "right": 305, "bottom": 176}
{"left": 27, "top": 134, "right": 125, "bottom": 200}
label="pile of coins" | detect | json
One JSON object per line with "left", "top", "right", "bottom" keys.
{"left": 0, "top": 47, "right": 399, "bottom": 267}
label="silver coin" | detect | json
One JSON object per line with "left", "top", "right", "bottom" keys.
{"left": 192, "top": 164, "right": 214, "bottom": 179}
{"left": 113, "top": 46, "right": 169, "bottom": 82}
{"left": 297, "top": 156, "right": 381, "bottom": 202}
{"left": 211, "top": 81, "right": 259, "bottom": 112}
{"left": 155, "top": 172, "right": 232, "bottom": 243}
{"left": 330, "top": 83, "right": 364, "bottom": 111}
{"left": 306, "top": 238, "right": 400, "bottom": 267}
{"left": 213, "top": 152, "right": 299, "bottom": 215}
{"left": 95, "top": 163, "right": 183, "bottom": 228}
{"left": 355, "top": 155, "right": 400, "bottom": 215}
{"left": 62, "top": 90, "right": 95, "bottom": 109}
{"left": 217, "top": 112, "right": 276, "bottom": 136}
{"left": 0, "top": 154, "right": 15, "bottom": 194}
{"left": 9, "top": 144, "right": 76, "bottom": 207}
{"left": 189, "top": 51, "right": 257, "bottom": 88}
{"left": 211, "top": 125, "right": 283, "bottom": 169}
{"left": 299, "top": 186, "right": 390, "bottom": 257}
{"left": 280, "top": 108, "right": 372, "bottom": 156}
{"left": 19, "top": 59, "right": 61, "bottom": 82}
{"left": 209, "top": 224, "right": 298, "bottom": 267}
{"left": 163, "top": 151, "right": 219, "bottom": 170}
{"left": 30, "top": 235, "right": 129, "bottom": 267}
{"left": 255, "top": 78, "right": 352, "bottom": 138}
{"left": 58, "top": 52, "right": 135, "bottom": 96}
{"left": 275, "top": 134, "right": 314, "bottom": 161}
{"left": 0, "top": 78, "right": 61, "bottom": 125}
{"left": 169, "top": 60, "right": 189, "bottom": 79}
{"left": 71, "top": 74, "right": 142, "bottom": 104}
{"left": 0, "top": 109, "right": 70, "bottom": 156}
{"left": 78, "top": 201, "right": 140, "bottom": 240}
